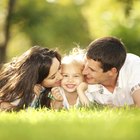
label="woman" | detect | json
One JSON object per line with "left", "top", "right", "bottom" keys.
{"left": 0, "top": 46, "right": 62, "bottom": 111}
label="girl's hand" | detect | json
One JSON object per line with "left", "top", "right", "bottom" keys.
{"left": 77, "top": 82, "right": 90, "bottom": 107}
{"left": 77, "top": 82, "right": 88, "bottom": 94}
{"left": 50, "top": 87, "right": 63, "bottom": 110}
{"left": 51, "top": 87, "right": 63, "bottom": 102}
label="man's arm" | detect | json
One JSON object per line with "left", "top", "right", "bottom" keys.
{"left": 132, "top": 89, "right": 140, "bottom": 107}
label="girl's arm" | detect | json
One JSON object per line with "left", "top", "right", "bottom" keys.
{"left": 77, "top": 82, "right": 90, "bottom": 107}
{"left": 50, "top": 87, "right": 63, "bottom": 109}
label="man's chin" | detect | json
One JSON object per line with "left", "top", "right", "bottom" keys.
{"left": 85, "top": 78, "right": 96, "bottom": 84}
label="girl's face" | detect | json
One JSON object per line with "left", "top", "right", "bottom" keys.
{"left": 61, "top": 63, "right": 84, "bottom": 93}
{"left": 41, "top": 58, "right": 63, "bottom": 88}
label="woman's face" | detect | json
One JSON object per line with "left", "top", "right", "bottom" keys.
{"left": 41, "top": 58, "right": 63, "bottom": 88}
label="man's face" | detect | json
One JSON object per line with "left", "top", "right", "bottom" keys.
{"left": 82, "top": 58, "right": 110, "bottom": 84}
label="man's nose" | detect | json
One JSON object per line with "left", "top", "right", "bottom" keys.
{"left": 82, "top": 64, "right": 89, "bottom": 75}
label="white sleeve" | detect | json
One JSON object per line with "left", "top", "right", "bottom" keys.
{"left": 128, "top": 56, "right": 140, "bottom": 94}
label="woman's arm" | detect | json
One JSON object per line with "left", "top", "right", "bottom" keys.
{"left": 0, "top": 101, "right": 15, "bottom": 111}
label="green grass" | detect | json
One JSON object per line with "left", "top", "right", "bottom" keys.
{"left": 0, "top": 107, "right": 140, "bottom": 140}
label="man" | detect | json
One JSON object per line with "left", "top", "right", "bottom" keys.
{"left": 81, "top": 36, "right": 140, "bottom": 107}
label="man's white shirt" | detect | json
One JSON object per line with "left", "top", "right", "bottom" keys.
{"left": 85, "top": 53, "right": 140, "bottom": 106}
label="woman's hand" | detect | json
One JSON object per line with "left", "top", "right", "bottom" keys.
{"left": 34, "top": 84, "right": 45, "bottom": 97}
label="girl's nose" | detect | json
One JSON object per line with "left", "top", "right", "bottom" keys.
{"left": 68, "top": 76, "right": 74, "bottom": 82}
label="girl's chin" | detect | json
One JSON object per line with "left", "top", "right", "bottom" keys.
{"left": 64, "top": 88, "right": 76, "bottom": 93}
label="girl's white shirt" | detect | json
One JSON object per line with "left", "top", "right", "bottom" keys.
{"left": 58, "top": 87, "right": 80, "bottom": 109}
{"left": 10, "top": 88, "right": 80, "bottom": 109}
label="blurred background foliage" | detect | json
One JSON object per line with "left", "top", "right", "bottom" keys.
{"left": 0, "top": 0, "right": 140, "bottom": 63}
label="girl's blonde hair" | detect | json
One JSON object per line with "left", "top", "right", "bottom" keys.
{"left": 62, "top": 47, "right": 86, "bottom": 65}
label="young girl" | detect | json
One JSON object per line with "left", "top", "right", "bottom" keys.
{"left": 50, "top": 48, "right": 90, "bottom": 109}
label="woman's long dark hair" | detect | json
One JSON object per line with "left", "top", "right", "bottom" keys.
{"left": 0, "top": 46, "right": 61, "bottom": 111}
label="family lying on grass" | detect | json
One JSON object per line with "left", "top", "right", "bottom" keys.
{"left": 0, "top": 36, "right": 140, "bottom": 111}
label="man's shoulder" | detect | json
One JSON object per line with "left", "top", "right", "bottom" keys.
{"left": 87, "top": 84, "right": 102, "bottom": 92}
{"left": 122, "top": 53, "right": 140, "bottom": 68}
{"left": 126, "top": 53, "right": 140, "bottom": 62}
{"left": 119, "top": 53, "right": 140, "bottom": 80}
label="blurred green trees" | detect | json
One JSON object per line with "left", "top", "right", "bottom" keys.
{"left": 0, "top": 0, "right": 140, "bottom": 63}
{"left": 83, "top": 0, "right": 140, "bottom": 55}
{"left": 11, "top": 0, "right": 91, "bottom": 52}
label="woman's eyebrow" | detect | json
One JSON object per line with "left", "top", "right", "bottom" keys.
{"left": 48, "top": 72, "right": 56, "bottom": 79}
{"left": 48, "top": 63, "right": 61, "bottom": 79}
{"left": 48, "top": 66, "right": 60, "bottom": 79}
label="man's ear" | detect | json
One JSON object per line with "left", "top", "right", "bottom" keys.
{"left": 108, "top": 67, "right": 118, "bottom": 76}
